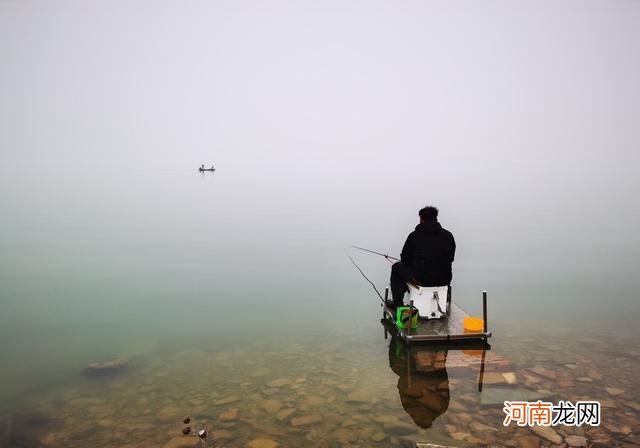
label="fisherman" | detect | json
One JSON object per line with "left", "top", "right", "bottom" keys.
{"left": 390, "top": 206, "right": 456, "bottom": 308}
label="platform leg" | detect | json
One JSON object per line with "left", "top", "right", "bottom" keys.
{"left": 407, "top": 346, "right": 412, "bottom": 389}
{"left": 478, "top": 345, "right": 487, "bottom": 392}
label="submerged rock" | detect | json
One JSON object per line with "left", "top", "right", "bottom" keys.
{"left": 83, "top": 357, "right": 130, "bottom": 376}
{"left": 531, "top": 426, "right": 562, "bottom": 444}
{"left": 332, "top": 428, "right": 357, "bottom": 442}
{"left": 162, "top": 436, "right": 199, "bottom": 448}
{"left": 565, "top": 435, "right": 588, "bottom": 447}
{"left": 213, "top": 395, "right": 240, "bottom": 406}
{"left": 266, "top": 378, "right": 291, "bottom": 388}
{"left": 345, "top": 387, "right": 376, "bottom": 403}
{"left": 382, "top": 420, "right": 416, "bottom": 435}
{"left": 481, "top": 372, "right": 510, "bottom": 385}
{"left": 502, "top": 372, "right": 518, "bottom": 384}
{"left": 218, "top": 408, "right": 239, "bottom": 422}
{"left": 587, "top": 368, "right": 603, "bottom": 380}
{"left": 157, "top": 406, "right": 184, "bottom": 423}
{"left": 39, "top": 432, "right": 58, "bottom": 446}
{"left": 290, "top": 414, "right": 322, "bottom": 427}
{"left": 275, "top": 408, "right": 296, "bottom": 421}
{"left": 605, "top": 387, "right": 624, "bottom": 396}
{"left": 261, "top": 399, "right": 283, "bottom": 415}
{"left": 625, "top": 401, "right": 640, "bottom": 412}
{"left": 603, "top": 423, "right": 632, "bottom": 435}
{"left": 213, "top": 429, "right": 234, "bottom": 440}
{"left": 341, "top": 419, "right": 358, "bottom": 427}
{"left": 303, "top": 395, "right": 326, "bottom": 407}
{"left": 516, "top": 435, "right": 539, "bottom": 448}
{"left": 522, "top": 373, "right": 542, "bottom": 385}
{"left": 450, "top": 431, "right": 472, "bottom": 441}
{"left": 530, "top": 365, "right": 556, "bottom": 380}
{"left": 247, "top": 438, "right": 279, "bottom": 448}
{"left": 479, "top": 387, "right": 554, "bottom": 406}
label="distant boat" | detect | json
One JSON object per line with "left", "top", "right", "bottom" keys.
{"left": 198, "top": 165, "right": 215, "bottom": 172}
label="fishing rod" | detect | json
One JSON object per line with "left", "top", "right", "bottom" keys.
{"left": 343, "top": 248, "right": 386, "bottom": 304}
{"left": 347, "top": 245, "right": 400, "bottom": 262}
{"left": 344, "top": 247, "right": 419, "bottom": 324}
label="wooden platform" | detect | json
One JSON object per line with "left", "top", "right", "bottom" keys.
{"left": 383, "top": 301, "right": 491, "bottom": 344}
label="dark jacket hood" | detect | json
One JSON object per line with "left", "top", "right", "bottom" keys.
{"left": 415, "top": 221, "right": 443, "bottom": 235}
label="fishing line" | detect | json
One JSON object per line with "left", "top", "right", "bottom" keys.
{"left": 343, "top": 248, "right": 385, "bottom": 303}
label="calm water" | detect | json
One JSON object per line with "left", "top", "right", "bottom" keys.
{"left": 1, "top": 163, "right": 639, "bottom": 447}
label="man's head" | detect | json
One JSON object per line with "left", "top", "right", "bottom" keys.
{"left": 419, "top": 206, "right": 438, "bottom": 223}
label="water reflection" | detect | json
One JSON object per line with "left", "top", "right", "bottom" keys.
{"left": 387, "top": 336, "right": 450, "bottom": 429}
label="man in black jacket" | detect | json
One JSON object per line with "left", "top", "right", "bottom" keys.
{"left": 390, "top": 206, "right": 456, "bottom": 307}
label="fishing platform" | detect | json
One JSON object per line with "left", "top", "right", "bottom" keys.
{"left": 381, "top": 286, "right": 491, "bottom": 346}
{"left": 344, "top": 245, "right": 492, "bottom": 346}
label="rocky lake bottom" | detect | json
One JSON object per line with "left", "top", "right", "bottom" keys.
{"left": 1, "top": 326, "right": 639, "bottom": 448}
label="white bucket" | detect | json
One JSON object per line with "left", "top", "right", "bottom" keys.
{"left": 405, "top": 284, "right": 449, "bottom": 319}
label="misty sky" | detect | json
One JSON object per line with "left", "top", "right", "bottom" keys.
{"left": 1, "top": 0, "right": 639, "bottom": 174}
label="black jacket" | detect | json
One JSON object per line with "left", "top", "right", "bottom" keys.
{"left": 400, "top": 221, "right": 456, "bottom": 286}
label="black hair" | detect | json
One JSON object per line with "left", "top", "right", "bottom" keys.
{"left": 419, "top": 206, "right": 438, "bottom": 222}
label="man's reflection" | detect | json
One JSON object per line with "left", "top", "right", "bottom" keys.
{"left": 388, "top": 336, "right": 450, "bottom": 429}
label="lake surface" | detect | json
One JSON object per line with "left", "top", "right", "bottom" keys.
{"left": 1, "top": 163, "right": 639, "bottom": 447}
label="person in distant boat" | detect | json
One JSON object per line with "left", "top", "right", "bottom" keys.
{"left": 390, "top": 206, "right": 456, "bottom": 307}
{"left": 201, "top": 164, "right": 205, "bottom": 170}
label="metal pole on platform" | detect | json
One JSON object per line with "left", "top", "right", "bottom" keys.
{"left": 407, "top": 299, "right": 413, "bottom": 336}
{"left": 482, "top": 290, "right": 488, "bottom": 334}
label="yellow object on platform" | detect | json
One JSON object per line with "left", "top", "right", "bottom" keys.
{"left": 463, "top": 316, "right": 484, "bottom": 332}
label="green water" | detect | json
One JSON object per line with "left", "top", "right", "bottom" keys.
{"left": 1, "top": 165, "right": 639, "bottom": 447}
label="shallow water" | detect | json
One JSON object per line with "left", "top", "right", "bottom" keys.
{"left": 1, "top": 165, "right": 639, "bottom": 447}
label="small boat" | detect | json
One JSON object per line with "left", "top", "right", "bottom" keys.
{"left": 198, "top": 166, "right": 215, "bottom": 172}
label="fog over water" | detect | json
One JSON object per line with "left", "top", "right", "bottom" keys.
{"left": 1, "top": 1, "right": 639, "bottom": 441}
